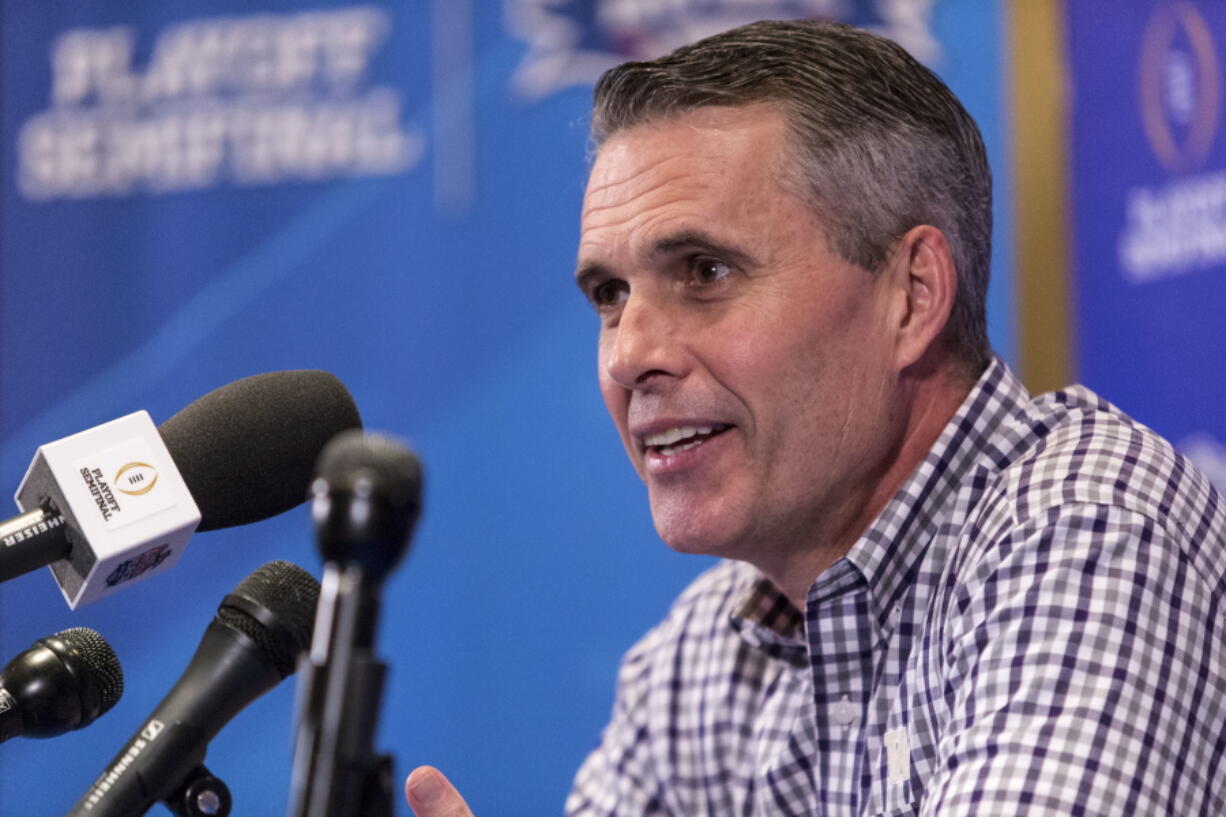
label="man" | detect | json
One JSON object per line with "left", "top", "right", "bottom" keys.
{"left": 406, "top": 19, "right": 1225, "bottom": 817}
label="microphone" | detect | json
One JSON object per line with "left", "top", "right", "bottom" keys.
{"left": 2, "top": 370, "right": 360, "bottom": 607}
{"left": 311, "top": 429, "right": 422, "bottom": 578}
{"left": 67, "top": 560, "right": 321, "bottom": 817}
{"left": 0, "top": 627, "right": 123, "bottom": 743}
{"left": 288, "top": 430, "right": 423, "bottom": 817}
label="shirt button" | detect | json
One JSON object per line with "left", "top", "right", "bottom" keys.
{"left": 832, "top": 694, "right": 857, "bottom": 726}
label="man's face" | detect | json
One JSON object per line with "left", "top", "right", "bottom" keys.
{"left": 577, "top": 105, "right": 903, "bottom": 565}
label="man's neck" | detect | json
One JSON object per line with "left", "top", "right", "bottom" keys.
{"left": 764, "top": 359, "right": 977, "bottom": 610}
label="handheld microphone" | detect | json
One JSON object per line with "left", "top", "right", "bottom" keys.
{"left": 67, "top": 560, "right": 320, "bottom": 817}
{"left": 2, "top": 370, "right": 360, "bottom": 607}
{"left": 0, "top": 627, "right": 123, "bottom": 743}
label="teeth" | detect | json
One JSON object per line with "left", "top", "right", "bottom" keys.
{"left": 665, "top": 439, "right": 705, "bottom": 455}
{"left": 644, "top": 426, "right": 714, "bottom": 447}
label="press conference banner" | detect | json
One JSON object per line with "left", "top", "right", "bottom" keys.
{"left": 0, "top": 2, "right": 1008, "bottom": 814}
{"left": 1065, "top": 0, "right": 1226, "bottom": 493}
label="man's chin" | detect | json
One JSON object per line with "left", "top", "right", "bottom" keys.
{"left": 653, "top": 516, "right": 742, "bottom": 558}
{"left": 648, "top": 488, "right": 755, "bottom": 556}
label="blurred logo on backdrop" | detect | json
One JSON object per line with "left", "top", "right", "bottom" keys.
{"left": 1119, "top": 1, "right": 1226, "bottom": 283}
{"left": 1181, "top": 432, "right": 1226, "bottom": 492}
{"left": 505, "top": 0, "right": 941, "bottom": 100}
{"left": 17, "top": 5, "right": 423, "bottom": 201}
{"left": 1139, "top": 1, "right": 1220, "bottom": 174}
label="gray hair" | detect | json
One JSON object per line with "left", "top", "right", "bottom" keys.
{"left": 591, "top": 19, "right": 993, "bottom": 374}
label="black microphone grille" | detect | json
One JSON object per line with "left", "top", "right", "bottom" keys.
{"left": 218, "top": 561, "right": 320, "bottom": 678}
{"left": 52, "top": 627, "right": 124, "bottom": 714}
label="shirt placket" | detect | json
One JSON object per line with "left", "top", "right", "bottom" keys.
{"left": 806, "top": 563, "right": 878, "bottom": 817}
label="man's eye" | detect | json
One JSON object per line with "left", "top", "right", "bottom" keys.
{"left": 591, "top": 279, "right": 628, "bottom": 308}
{"left": 691, "top": 258, "right": 732, "bottom": 285}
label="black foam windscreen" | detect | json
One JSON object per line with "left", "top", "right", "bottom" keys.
{"left": 157, "top": 370, "right": 362, "bottom": 531}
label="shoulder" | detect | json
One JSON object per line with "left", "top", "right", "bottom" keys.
{"left": 1019, "top": 386, "right": 1214, "bottom": 523}
{"left": 921, "top": 386, "right": 1226, "bottom": 816}
{"left": 967, "top": 382, "right": 1225, "bottom": 587}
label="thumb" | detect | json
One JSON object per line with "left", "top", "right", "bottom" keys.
{"left": 405, "top": 766, "right": 476, "bottom": 817}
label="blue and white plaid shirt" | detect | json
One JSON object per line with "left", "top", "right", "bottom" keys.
{"left": 567, "top": 359, "right": 1226, "bottom": 817}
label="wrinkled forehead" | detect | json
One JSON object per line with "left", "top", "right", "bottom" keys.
{"left": 576, "top": 106, "right": 840, "bottom": 277}
{"left": 581, "top": 105, "right": 794, "bottom": 228}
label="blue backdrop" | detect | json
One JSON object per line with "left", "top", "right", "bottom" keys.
{"left": 0, "top": 2, "right": 1010, "bottom": 814}
{"left": 1066, "top": 0, "right": 1226, "bottom": 495}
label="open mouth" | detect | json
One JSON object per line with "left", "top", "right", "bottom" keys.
{"left": 643, "top": 424, "right": 732, "bottom": 457}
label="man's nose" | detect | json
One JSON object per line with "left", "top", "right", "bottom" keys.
{"left": 604, "top": 294, "right": 686, "bottom": 390}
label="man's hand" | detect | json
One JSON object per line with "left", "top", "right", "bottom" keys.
{"left": 404, "top": 766, "right": 476, "bottom": 817}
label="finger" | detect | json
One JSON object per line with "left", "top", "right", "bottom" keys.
{"left": 405, "top": 765, "right": 476, "bottom": 817}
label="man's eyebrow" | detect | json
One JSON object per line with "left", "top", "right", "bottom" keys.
{"left": 650, "top": 230, "right": 757, "bottom": 269}
{"left": 574, "top": 261, "right": 610, "bottom": 295}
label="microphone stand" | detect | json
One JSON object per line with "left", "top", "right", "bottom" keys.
{"left": 288, "top": 564, "right": 394, "bottom": 817}
{"left": 287, "top": 431, "right": 421, "bottom": 817}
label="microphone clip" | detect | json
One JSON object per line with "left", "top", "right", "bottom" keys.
{"left": 164, "top": 764, "right": 231, "bottom": 817}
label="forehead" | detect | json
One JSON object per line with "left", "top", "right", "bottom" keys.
{"left": 580, "top": 105, "right": 796, "bottom": 236}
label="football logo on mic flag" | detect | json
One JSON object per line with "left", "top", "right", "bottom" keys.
{"left": 75, "top": 441, "right": 176, "bottom": 528}
{"left": 114, "top": 462, "right": 158, "bottom": 496}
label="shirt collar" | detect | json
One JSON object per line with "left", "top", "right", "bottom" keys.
{"left": 728, "top": 573, "right": 808, "bottom": 666}
{"left": 730, "top": 357, "right": 1034, "bottom": 652}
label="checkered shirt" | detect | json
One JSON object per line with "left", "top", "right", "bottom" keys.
{"left": 567, "top": 359, "right": 1226, "bottom": 817}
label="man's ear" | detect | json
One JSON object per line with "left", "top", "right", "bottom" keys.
{"left": 884, "top": 224, "right": 958, "bottom": 371}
